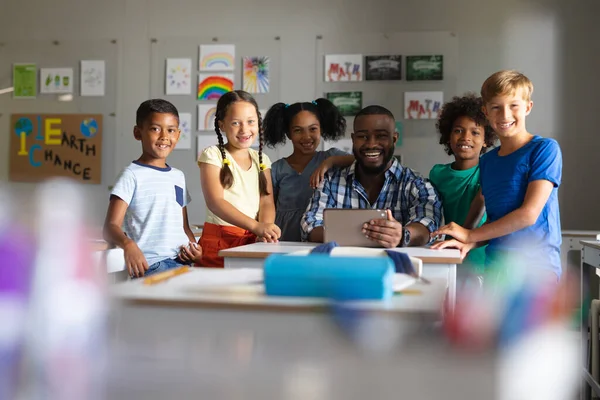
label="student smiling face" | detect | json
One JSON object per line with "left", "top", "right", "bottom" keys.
{"left": 288, "top": 110, "right": 321, "bottom": 156}
{"left": 351, "top": 114, "right": 397, "bottom": 175}
{"left": 134, "top": 112, "right": 180, "bottom": 167}
{"left": 218, "top": 101, "right": 259, "bottom": 151}
{"left": 449, "top": 115, "right": 487, "bottom": 163}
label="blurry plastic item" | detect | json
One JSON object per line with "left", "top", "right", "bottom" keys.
{"left": 22, "top": 178, "right": 108, "bottom": 400}
{"left": 264, "top": 254, "right": 394, "bottom": 300}
{"left": 0, "top": 188, "right": 34, "bottom": 400}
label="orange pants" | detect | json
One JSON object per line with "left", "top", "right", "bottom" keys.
{"left": 198, "top": 222, "right": 257, "bottom": 268}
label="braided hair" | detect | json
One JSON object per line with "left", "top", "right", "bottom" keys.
{"left": 214, "top": 90, "right": 269, "bottom": 196}
{"left": 263, "top": 98, "right": 347, "bottom": 148}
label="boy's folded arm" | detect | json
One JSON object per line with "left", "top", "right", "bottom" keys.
{"left": 200, "top": 162, "right": 260, "bottom": 233}
{"left": 463, "top": 189, "right": 486, "bottom": 229}
{"left": 469, "top": 179, "right": 554, "bottom": 243}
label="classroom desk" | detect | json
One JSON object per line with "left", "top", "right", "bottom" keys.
{"left": 580, "top": 240, "right": 600, "bottom": 398}
{"left": 108, "top": 268, "right": 491, "bottom": 399}
{"left": 219, "top": 241, "right": 461, "bottom": 309}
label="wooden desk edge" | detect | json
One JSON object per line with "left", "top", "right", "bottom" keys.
{"left": 218, "top": 250, "right": 461, "bottom": 264}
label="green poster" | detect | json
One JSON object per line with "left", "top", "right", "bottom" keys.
{"left": 395, "top": 121, "right": 403, "bottom": 147}
{"left": 406, "top": 55, "right": 443, "bottom": 81}
{"left": 13, "top": 64, "right": 37, "bottom": 98}
{"left": 326, "top": 91, "right": 362, "bottom": 116}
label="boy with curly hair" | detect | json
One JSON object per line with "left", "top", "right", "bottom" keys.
{"left": 429, "top": 93, "right": 496, "bottom": 272}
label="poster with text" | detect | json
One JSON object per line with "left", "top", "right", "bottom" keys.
{"left": 365, "top": 55, "right": 402, "bottom": 80}
{"left": 326, "top": 91, "right": 362, "bottom": 116}
{"left": 324, "top": 54, "right": 363, "bottom": 82}
{"left": 10, "top": 114, "right": 103, "bottom": 183}
{"left": 13, "top": 64, "right": 37, "bottom": 99}
{"left": 404, "top": 91, "right": 443, "bottom": 120}
{"left": 405, "top": 55, "right": 443, "bottom": 81}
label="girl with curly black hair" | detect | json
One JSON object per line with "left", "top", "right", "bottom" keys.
{"left": 429, "top": 93, "right": 495, "bottom": 272}
{"left": 262, "top": 99, "right": 353, "bottom": 241}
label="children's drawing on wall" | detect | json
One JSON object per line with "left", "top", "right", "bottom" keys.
{"left": 199, "top": 44, "right": 235, "bottom": 72}
{"left": 405, "top": 55, "right": 443, "bottom": 81}
{"left": 176, "top": 112, "right": 192, "bottom": 150}
{"left": 198, "top": 104, "right": 217, "bottom": 131}
{"left": 326, "top": 91, "right": 362, "bottom": 116}
{"left": 80, "top": 60, "right": 105, "bottom": 96}
{"left": 13, "top": 63, "right": 37, "bottom": 99}
{"left": 242, "top": 56, "right": 270, "bottom": 94}
{"left": 165, "top": 58, "right": 192, "bottom": 95}
{"left": 404, "top": 91, "right": 443, "bottom": 120}
{"left": 324, "top": 54, "right": 362, "bottom": 82}
{"left": 197, "top": 73, "right": 234, "bottom": 100}
{"left": 365, "top": 55, "right": 402, "bottom": 80}
{"left": 40, "top": 68, "right": 73, "bottom": 94}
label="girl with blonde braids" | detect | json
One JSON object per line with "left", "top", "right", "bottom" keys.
{"left": 197, "top": 90, "right": 280, "bottom": 267}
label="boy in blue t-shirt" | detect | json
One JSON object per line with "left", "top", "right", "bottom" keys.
{"left": 103, "top": 99, "right": 202, "bottom": 278}
{"left": 432, "top": 70, "right": 562, "bottom": 280}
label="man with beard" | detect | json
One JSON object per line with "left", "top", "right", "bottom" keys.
{"left": 301, "top": 105, "right": 442, "bottom": 248}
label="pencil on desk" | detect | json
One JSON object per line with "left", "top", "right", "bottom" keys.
{"left": 143, "top": 266, "right": 190, "bottom": 285}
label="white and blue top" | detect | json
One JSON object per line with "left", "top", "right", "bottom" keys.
{"left": 111, "top": 161, "right": 191, "bottom": 266}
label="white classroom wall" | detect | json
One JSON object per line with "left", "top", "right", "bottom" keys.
{"left": 0, "top": 0, "right": 598, "bottom": 229}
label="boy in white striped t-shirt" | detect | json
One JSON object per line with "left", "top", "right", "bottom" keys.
{"left": 103, "top": 99, "right": 202, "bottom": 278}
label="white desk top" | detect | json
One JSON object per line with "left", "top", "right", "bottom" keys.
{"left": 218, "top": 241, "right": 462, "bottom": 264}
{"left": 581, "top": 240, "right": 600, "bottom": 251}
{"left": 110, "top": 268, "right": 446, "bottom": 316}
{"left": 563, "top": 230, "right": 600, "bottom": 238}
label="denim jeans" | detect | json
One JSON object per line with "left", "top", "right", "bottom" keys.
{"left": 137, "top": 257, "right": 186, "bottom": 278}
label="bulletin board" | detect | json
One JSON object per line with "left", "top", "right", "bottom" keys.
{"left": 9, "top": 113, "right": 102, "bottom": 183}
{"left": 315, "top": 31, "right": 458, "bottom": 134}
{"left": 148, "top": 36, "right": 283, "bottom": 224}
{"left": 314, "top": 31, "right": 458, "bottom": 175}
{"left": 0, "top": 39, "right": 119, "bottom": 188}
{"left": 149, "top": 35, "right": 282, "bottom": 158}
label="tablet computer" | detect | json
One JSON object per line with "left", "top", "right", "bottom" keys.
{"left": 323, "top": 208, "right": 387, "bottom": 247}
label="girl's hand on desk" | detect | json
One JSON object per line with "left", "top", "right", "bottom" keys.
{"left": 179, "top": 242, "right": 202, "bottom": 264}
{"left": 256, "top": 235, "right": 278, "bottom": 243}
{"left": 431, "top": 239, "right": 475, "bottom": 259}
{"left": 253, "top": 222, "right": 281, "bottom": 243}
{"left": 123, "top": 241, "right": 148, "bottom": 277}
{"left": 431, "top": 222, "right": 472, "bottom": 243}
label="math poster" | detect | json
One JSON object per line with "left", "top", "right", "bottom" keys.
{"left": 404, "top": 91, "right": 443, "bottom": 120}
{"left": 9, "top": 114, "right": 103, "bottom": 184}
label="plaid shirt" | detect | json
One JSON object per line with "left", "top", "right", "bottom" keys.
{"left": 301, "top": 158, "right": 442, "bottom": 241}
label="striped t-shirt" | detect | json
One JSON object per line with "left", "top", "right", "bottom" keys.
{"left": 111, "top": 161, "right": 191, "bottom": 266}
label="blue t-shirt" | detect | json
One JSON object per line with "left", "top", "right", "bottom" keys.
{"left": 479, "top": 135, "right": 562, "bottom": 278}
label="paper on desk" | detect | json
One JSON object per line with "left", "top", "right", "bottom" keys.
{"left": 167, "top": 268, "right": 263, "bottom": 288}
{"left": 393, "top": 274, "right": 416, "bottom": 292}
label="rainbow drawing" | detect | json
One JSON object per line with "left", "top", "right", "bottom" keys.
{"left": 199, "top": 44, "right": 235, "bottom": 71}
{"left": 197, "top": 73, "right": 234, "bottom": 100}
{"left": 197, "top": 104, "right": 217, "bottom": 131}
{"left": 242, "top": 56, "right": 270, "bottom": 94}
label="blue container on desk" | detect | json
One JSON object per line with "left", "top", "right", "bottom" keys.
{"left": 263, "top": 254, "right": 394, "bottom": 300}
